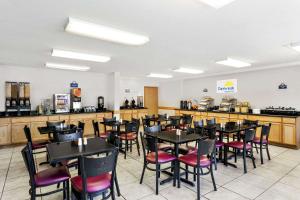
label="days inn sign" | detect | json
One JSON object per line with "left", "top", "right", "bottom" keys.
{"left": 217, "top": 79, "right": 237, "bottom": 93}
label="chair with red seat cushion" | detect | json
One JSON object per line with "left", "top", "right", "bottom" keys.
{"left": 140, "top": 132, "right": 176, "bottom": 195}
{"left": 22, "top": 143, "right": 70, "bottom": 199}
{"left": 71, "top": 149, "right": 118, "bottom": 200}
{"left": 24, "top": 125, "right": 48, "bottom": 153}
{"left": 119, "top": 118, "right": 141, "bottom": 159}
{"left": 224, "top": 129, "right": 256, "bottom": 173}
{"left": 178, "top": 139, "right": 217, "bottom": 200}
{"left": 92, "top": 120, "right": 111, "bottom": 139}
{"left": 253, "top": 123, "right": 272, "bottom": 164}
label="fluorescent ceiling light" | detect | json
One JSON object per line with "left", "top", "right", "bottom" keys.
{"left": 198, "top": 0, "right": 236, "bottom": 9}
{"left": 65, "top": 17, "right": 149, "bottom": 46}
{"left": 173, "top": 67, "right": 204, "bottom": 74}
{"left": 216, "top": 58, "right": 251, "bottom": 68}
{"left": 147, "top": 73, "right": 173, "bottom": 78}
{"left": 52, "top": 49, "right": 110, "bottom": 63}
{"left": 290, "top": 42, "right": 300, "bottom": 52}
{"left": 45, "top": 62, "right": 90, "bottom": 71}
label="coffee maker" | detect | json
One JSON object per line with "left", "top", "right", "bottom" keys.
{"left": 70, "top": 88, "right": 82, "bottom": 112}
{"left": 98, "top": 96, "right": 105, "bottom": 111}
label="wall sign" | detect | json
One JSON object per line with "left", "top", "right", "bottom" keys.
{"left": 217, "top": 79, "right": 237, "bottom": 93}
{"left": 278, "top": 83, "right": 287, "bottom": 90}
{"left": 70, "top": 81, "right": 78, "bottom": 88}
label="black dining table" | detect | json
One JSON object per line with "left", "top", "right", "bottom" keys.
{"left": 100, "top": 121, "right": 127, "bottom": 133}
{"left": 146, "top": 130, "right": 207, "bottom": 187}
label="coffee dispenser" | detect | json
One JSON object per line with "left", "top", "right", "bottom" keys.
{"left": 98, "top": 96, "right": 105, "bottom": 111}
{"left": 70, "top": 88, "right": 82, "bottom": 112}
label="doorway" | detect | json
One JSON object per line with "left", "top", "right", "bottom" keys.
{"left": 144, "top": 86, "right": 158, "bottom": 115}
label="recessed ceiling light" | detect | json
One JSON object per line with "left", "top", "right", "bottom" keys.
{"left": 52, "top": 49, "right": 110, "bottom": 63}
{"left": 147, "top": 73, "right": 173, "bottom": 78}
{"left": 45, "top": 62, "right": 90, "bottom": 71}
{"left": 65, "top": 17, "right": 149, "bottom": 46}
{"left": 198, "top": 0, "right": 236, "bottom": 9}
{"left": 216, "top": 58, "right": 251, "bottom": 68}
{"left": 173, "top": 67, "right": 204, "bottom": 74}
{"left": 290, "top": 42, "right": 300, "bottom": 52}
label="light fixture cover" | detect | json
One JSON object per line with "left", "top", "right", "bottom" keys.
{"left": 65, "top": 17, "right": 149, "bottom": 46}
{"left": 45, "top": 62, "right": 90, "bottom": 71}
{"left": 216, "top": 58, "right": 251, "bottom": 68}
{"left": 173, "top": 67, "right": 204, "bottom": 74}
{"left": 52, "top": 49, "right": 110, "bottom": 63}
{"left": 199, "top": 0, "right": 236, "bottom": 9}
{"left": 290, "top": 42, "right": 300, "bottom": 52}
{"left": 147, "top": 73, "right": 173, "bottom": 78}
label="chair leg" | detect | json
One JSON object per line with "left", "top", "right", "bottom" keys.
{"left": 155, "top": 164, "right": 159, "bottom": 195}
{"left": 266, "top": 144, "right": 271, "bottom": 160}
{"left": 140, "top": 163, "right": 146, "bottom": 184}
{"left": 66, "top": 180, "right": 70, "bottom": 200}
{"left": 63, "top": 181, "right": 66, "bottom": 199}
{"left": 243, "top": 149, "right": 247, "bottom": 174}
{"left": 111, "top": 185, "right": 116, "bottom": 200}
{"left": 234, "top": 149, "right": 237, "bottom": 163}
{"left": 136, "top": 138, "right": 141, "bottom": 156}
{"left": 193, "top": 167, "right": 196, "bottom": 182}
{"left": 251, "top": 149, "right": 256, "bottom": 169}
{"left": 224, "top": 146, "right": 228, "bottom": 166}
{"left": 31, "top": 187, "right": 36, "bottom": 200}
{"left": 172, "top": 161, "right": 176, "bottom": 187}
{"left": 185, "top": 164, "right": 189, "bottom": 180}
{"left": 210, "top": 165, "right": 217, "bottom": 191}
{"left": 260, "top": 144, "right": 264, "bottom": 164}
{"left": 196, "top": 167, "right": 200, "bottom": 200}
{"left": 130, "top": 140, "right": 133, "bottom": 152}
{"left": 177, "top": 162, "right": 181, "bottom": 188}
{"left": 114, "top": 174, "right": 121, "bottom": 196}
{"left": 214, "top": 151, "right": 217, "bottom": 170}
{"left": 124, "top": 140, "right": 127, "bottom": 159}
{"left": 254, "top": 143, "right": 259, "bottom": 154}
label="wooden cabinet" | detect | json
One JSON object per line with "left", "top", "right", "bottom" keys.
{"left": 31, "top": 121, "right": 48, "bottom": 141}
{"left": 268, "top": 122, "right": 282, "bottom": 143}
{"left": 12, "top": 122, "right": 30, "bottom": 144}
{"left": 282, "top": 124, "right": 296, "bottom": 145}
{"left": 0, "top": 123, "right": 11, "bottom": 145}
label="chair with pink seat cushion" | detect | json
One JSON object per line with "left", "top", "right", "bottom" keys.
{"left": 253, "top": 123, "right": 272, "bottom": 164}
{"left": 21, "top": 143, "right": 70, "bottom": 200}
{"left": 71, "top": 149, "right": 118, "bottom": 200}
{"left": 24, "top": 125, "right": 48, "bottom": 153}
{"left": 178, "top": 139, "right": 217, "bottom": 200}
{"left": 224, "top": 129, "right": 256, "bottom": 173}
{"left": 140, "top": 132, "right": 176, "bottom": 195}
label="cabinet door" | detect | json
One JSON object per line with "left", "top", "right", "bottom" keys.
{"left": 282, "top": 124, "right": 296, "bottom": 145}
{"left": 217, "top": 117, "right": 229, "bottom": 124}
{"left": 83, "top": 119, "right": 94, "bottom": 136}
{"left": 0, "top": 124, "right": 11, "bottom": 145}
{"left": 31, "top": 121, "right": 48, "bottom": 141}
{"left": 268, "top": 122, "right": 282, "bottom": 143}
{"left": 12, "top": 123, "right": 30, "bottom": 144}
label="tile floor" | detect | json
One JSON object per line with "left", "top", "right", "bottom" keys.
{"left": 1, "top": 143, "right": 300, "bottom": 200}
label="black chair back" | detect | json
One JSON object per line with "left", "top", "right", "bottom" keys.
{"left": 79, "top": 149, "right": 118, "bottom": 199}
{"left": 243, "top": 119, "right": 259, "bottom": 126}
{"left": 92, "top": 120, "right": 100, "bottom": 137}
{"left": 142, "top": 117, "right": 151, "bottom": 129}
{"left": 145, "top": 125, "right": 161, "bottom": 133}
{"left": 140, "top": 132, "right": 157, "bottom": 155}
{"left": 145, "top": 115, "right": 155, "bottom": 119}
{"left": 126, "top": 120, "right": 140, "bottom": 134}
{"left": 206, "top": 118, "right": 216, "bottom": 125}
{"left": 205, "top": 126, "right": 217, "bottom": 139}
{"left": 261, "top": 123, "right": 272, "bottom": 141}
{"left": 24, "top": 125, "right": 33, "bottom": 143}
{"left": 168, "top": 117, "right": 181, "bottom": 128}
{"left": 196, "top": 139, "right": 215, "bottom": 165}
{"left": 78, "top": 121, "right": 85, "bottom": 132}
{"left": 47, "top": 120, "right": 65, "bottom": 128}
{"left": 243, "top": 129, "right": 256, "bottom": 143}
{"left": 21, "top": 144, "right": 36, "bottom": 186}
{"left": 158, "top": 114, "right": 167, "bottom": 119}
{"left": 54, "top": 130, "right": 83, "bottom": 143}
{"left": 182, "top": 114, "right": 193, "bottom": 125}
{"left": 186, "top": 127, "right": 195, "bottom": 135}
{"left": 194, "top": 120, "right": 204, "bottom": 128}
{"left": 226, "top": 121, "right": 237, "bottom": 130}
{"left": 103, "top": 117, "right": 116, "bottom": 123}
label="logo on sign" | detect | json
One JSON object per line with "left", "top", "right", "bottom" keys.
{"left": 217, "top": 79, "right": 237, "bottom": 93}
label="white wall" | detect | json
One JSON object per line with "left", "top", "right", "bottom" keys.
{"left": 120, "top": 77, "right": 158, "bottom": 106}
{"left": 0, "top": 66, "right": 108, "bottom": 111}
{"left": 159, "top": 66, "right": 300, "bottom": 110}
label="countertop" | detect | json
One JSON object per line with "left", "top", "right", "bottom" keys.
{"left": 0, "top": 110, "right": 113, "bottom": 118}
{"left": 176, "top": 109, "right": 299, "bottom": 118}
{"left": 120, "top": 107, "right": 148, "bottom": 110}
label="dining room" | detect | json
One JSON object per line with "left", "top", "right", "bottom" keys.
{"left": 1, "top": 0, "right": 300, "bottom": 200}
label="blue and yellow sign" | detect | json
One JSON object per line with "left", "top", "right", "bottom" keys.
{"left": 217, "top": 79, "right": 237, "bottom": 93}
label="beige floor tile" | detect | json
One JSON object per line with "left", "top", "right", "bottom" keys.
{"left": 205, "top": 187, "right": 248, "bottom": 200}
{"left": 160, "top": 185, "right": 197, "bottom": 200}
{"left": 3, "top": 175, "right": 29, "bottom": 191}
{"left": 120, "top": 181, "right": 154, "bottom": 200}
{"left": 139, "top": 193, "right": 167, "bottom": 200}
{"left": 256, "top": 182, "right": 300, "bottom": 200}
{"left": 280, "top": 174, "right": 300, "bottom": 190}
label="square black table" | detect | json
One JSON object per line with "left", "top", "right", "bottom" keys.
{"left": 47, "top": 137, "right": 116, "bottom": 164}
{"left": 145, "top": 130, "right": 207, "bottom": 187}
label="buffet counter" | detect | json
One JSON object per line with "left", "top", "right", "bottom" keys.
{"left": 119, "top": 108, "right": 148, "bottom": 121}
{"left": 0, "top": 111, "right": 113, "bottom": 145}
{"left": 159, "top": 107, "right": 300, "bottom": 149}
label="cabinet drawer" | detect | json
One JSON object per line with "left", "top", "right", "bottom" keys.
{"left": 282, "top": 118, "right": 296, "bottom": 124}
{"left": 230, "top": 114, "right": 238, "bottom": 119}
{"left": 0, "top": 118, "right": 10, "bottom": 124}
{"left": 48, "top": 115, "right": 60, "bottom": 121}
{"left": 30, "top": 116, "right": 48, "bottom": 122}
{"left": 248, "top": 115, "right": 281, "bottom": 123}
{"left": 11, "top": 117, "right": 31, "bottom": 123}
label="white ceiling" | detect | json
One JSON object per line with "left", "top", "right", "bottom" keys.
{"left": 1, "top": 0, "right": 300, "bottom": 79}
